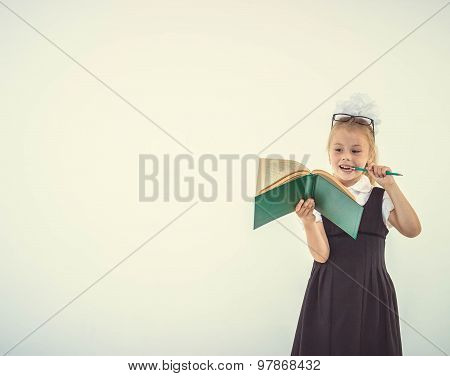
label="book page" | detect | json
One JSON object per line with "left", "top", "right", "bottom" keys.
{"left": 255, "top": 158, "right": 309, "bottom": 195}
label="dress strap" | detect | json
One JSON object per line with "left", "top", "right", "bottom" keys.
{"left": 361, "top": 186, "right": 389, "bottom": 238}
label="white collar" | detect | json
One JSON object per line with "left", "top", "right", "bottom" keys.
{"left": 348, "top": 174, "right": 372, "bottom": 193}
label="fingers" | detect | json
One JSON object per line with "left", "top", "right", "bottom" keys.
{"left": 367, "top": 163, "right": 392, "bottom": 178}
{"left": 296, "top": 198, "right": 315, "bottom": 217}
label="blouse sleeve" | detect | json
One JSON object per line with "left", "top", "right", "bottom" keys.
{"left": 312, "top": 208, "right": 323, "bottom": 223}
{"left": 382, "top": 190, "right": 395, "bottom": 229}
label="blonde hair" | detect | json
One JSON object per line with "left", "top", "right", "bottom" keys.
{"left": 326, "top": 120, "right": 379, "bottom": 186}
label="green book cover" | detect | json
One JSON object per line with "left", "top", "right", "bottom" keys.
{"left": 253, "top": 162, "right": 364, "bottom": 240}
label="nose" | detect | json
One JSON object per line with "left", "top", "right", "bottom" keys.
{"left": 340, "top": 151, "right": 352, "bottom": 161}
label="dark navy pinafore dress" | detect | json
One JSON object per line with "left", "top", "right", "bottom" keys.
{"left": 291, "top": 187, "right": 402, "bottom": 356}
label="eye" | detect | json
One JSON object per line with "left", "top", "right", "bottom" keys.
{"left": 334, "top": 148, "right": 342, "bottom": 152}
{"left": 352, "top": 150, "right": 361, "bottom": 153}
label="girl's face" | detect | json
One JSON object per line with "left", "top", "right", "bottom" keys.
{"left": 329, "top": 127, "right": 371, "bottom": 187}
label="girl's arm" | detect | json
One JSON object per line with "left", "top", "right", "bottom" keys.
{"left": 386, "top": 182, "right": 422, "bottom": 238}
{"left": 295, "top": 198, "right": 330, "bottom": 263}
{"left": 304, "top": 221, "right": 330, "bottom": 263}
{"left": 368, "top": 164, "right": 422, "bottom": 238}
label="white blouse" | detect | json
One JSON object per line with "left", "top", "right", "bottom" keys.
{"left": 312, "top": 174, "right": 395, "bottom": 229}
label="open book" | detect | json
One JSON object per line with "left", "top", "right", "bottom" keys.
{"left": 253, "top": 158, "right": 364, "bottom": 239}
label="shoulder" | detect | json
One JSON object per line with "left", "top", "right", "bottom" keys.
{"left": 370, "top": 185, "right": 392, "bottom": 203}
{"left": 382, "top": 189, "right": 394, "bottom": 208}
{"left": 380, "top": 189, "right": 395, "bottom": 228}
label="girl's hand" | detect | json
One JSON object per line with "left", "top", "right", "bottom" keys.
{"left": 295, "top": 198, "right": 316, "bottom": 224}
{"left": 367, "top": 163, "right": 396, "bottom": 189}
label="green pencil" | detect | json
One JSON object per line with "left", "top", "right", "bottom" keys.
{"left": 353, "top": 166, "right": 403, "bottom": 176}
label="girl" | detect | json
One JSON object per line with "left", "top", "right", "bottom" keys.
{"left": 291, "top": 113, "right": 421, "bottom": 356}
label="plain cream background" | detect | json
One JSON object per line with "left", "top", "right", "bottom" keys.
{"left": 0, "top": 0, "right": 449, "bottom": 355}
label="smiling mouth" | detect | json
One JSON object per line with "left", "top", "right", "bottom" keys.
{"left": 339, "top": 164, "right": 354, "bottom": 172}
